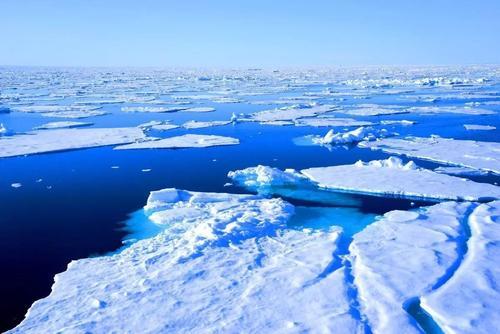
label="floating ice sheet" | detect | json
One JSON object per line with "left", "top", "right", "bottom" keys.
{"left": 115, "top": 134, "right": 239, "bottom": 150}
{"left": 360, "top": 136, "right": 500, "bottom": 174}
{"left": 0, "top": 128, "right": 147, "bottom": 158}
{"left": 35, "top": 121, "right": 93, "bottom": 130}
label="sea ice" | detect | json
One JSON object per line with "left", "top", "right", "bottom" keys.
{"left": 342, "top": 104, "right": 408, "bottom": 116}
{"left": 35, "top": 121, "right": 93, "bottom": 130}
{"left": 0, "top": 128, "right": 147, "bottom": 158}
{"left": 181, "top": 107, "right": 216, "bottom": 112}
{"left": 295, "top": 117, "right": 373, "bottom": 127}
{"left": 309, "top": 127, "right": 393, "bottom": 146}
{"left": 463, "top": 124, "right": 496, "bottom": 131}
{"left": 421, "top": 201, "right": 500, "bottom": 334}
{"left": 407, "top": 106, "right": 496, "bottom": 115}
{"left": 301, "top": 157, "right": 500, "bottom": 201}
{"left": 114, "top": 134, "right": 239, "bottom": 150}
{"left": 360, "top": 136, "right": 500, "bottom": 174}
{"left": 182, "top": 120, "right": 231, "bottom": 129}
{"left": 251, "top": 104, "right": 336, "bottom": 122}
{"left": 121, "top": 106, "right": 188, "bottom": 113}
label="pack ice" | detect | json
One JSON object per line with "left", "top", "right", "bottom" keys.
{"left": 114, "top": 134, "right": 239, "bottom": 150}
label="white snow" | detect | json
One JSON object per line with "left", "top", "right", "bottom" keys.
{"left": 300, "top": 157, "right": 500, "bottom": 201}
{"left": 380, "top": 120, "right": 415, "bottom": 126}
{"left": 463, "top": 124, "right": 496, "bottom": 131}
{"left": 41, "top": 110, "right": 109, "bottom": 119}
{"left": 182, "top": 120, "right": 231, "bottom": 129}
{"left": 421, "top": 201, "right": 500, "bottom": 334}
{"left": 0, "top": 128, "right": 147, "bottom": 158}
{"left": 35, "top": 121, "right": 93, "bottom": 130}
{"left": 115, "top": 134, "right": 239, "bottom": 150}
{"left": 434, "top": 166, "right": 489, "bottom": 177}
{"left": 360, "top": 136, "right": 500, "bottom": 174}
{"left": 251, "top": 104, "right": 336, "bottom": 122}
{"left": 10, "top": 189, "right": 363, "bottom": 333}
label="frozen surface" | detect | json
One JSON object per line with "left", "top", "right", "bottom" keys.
{"left": 463, "top": 124, "right": 496, "bottom": 131}
{"left": 250, "top": 104, "right": 336, "bottom": 122}
{"left": 121, "top": 106, "right": 187, "bottom": 113}
{"left": 343, "top": 104, "right": 407, "bottom": 116}
{"left": 182, "top": 120, "right": 231, "bottom": 129}
{"left": 11, "top": 189, "right": 363, "bottom": 333}
{"left": 360, "top": 137, "right": 500, "bottom": 174}
{"left": 301, "top": 157, "right": 500, "bottom": 201}
{"left": 115, "top": 134, "right": 239, "bottom": 150}
{"left": 421, "top": 201, "right": 500, "bottom": 334}
{"left": 408, "top": 106, "right": 496, "bottom": 115}
{"left": 350, "top": 201, "right": 476, "bottom": 334}
{"left": 0, "top": 128, "right": 147, "bottom": 158}
{"left": 295, "top": 117, "right": 373, "bottom": 127}
{"left": 35, "top": 121, "right": 93, "bottom": 130}
{"left": 310, "top": 127, "right": 393, "bottom": 146}
{"left": 181, "top": 107, "right": 216, "bottom": 112}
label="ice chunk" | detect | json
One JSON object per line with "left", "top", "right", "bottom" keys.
{"left": 360, "top": 136, "right": 500, "bottom": 174}
{"left": 0, "top": 128, "right": 147, "bottom": 158}
{"left": 310, "top": 127, "right": 394, "bottom": 145}
{"left": 181, "top": 107, "right": 216, "bottom": 112}
{"left": 301, "top": 157, "right": 500, "bottom": 201}
{"left": 41, "top": 110, "right": 109, "bottom": 119}
{"left": 350, "top": 201, "right": 477, "bottom": 333}
{"left": 182, "top": 120, "right": 231, "bottom": 129}
{"left": 434, "top": 166, "right": 489, "bottom": 177}
{"left": 463, "top": 124, "right": 496, "bottom": 131}
{"left": 115, "top": 134, "right": 239, "bottom": 150}
{"left": 295, "top": 117, "right": 373, "bottom": 127}
{"left": 251, "top": 104, "right": 336, "bottom": 122}
{"left": 343, "top": 104, "right": 408, "bottom": 116}
{"left": 421, "top": 201, "right": 500, "bottom": 334}
{"left": 121, "top": 106, "right": 188, "bottom": 113}
{"left": 11, "top": 190, "right": 363, "bottom": 333}
{"left": 408, "top": 106, "right": 496, "bottom": 115}
{"left": 35, "top": 121, "right": 93, "bottom": 130}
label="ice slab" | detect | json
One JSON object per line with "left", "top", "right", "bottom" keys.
{"left": 251, "top": 104, "right": 336, "bottom": 122}
{"left": 181, "top": 107, "right": 216, "bottom": 112}
{"left": 434, "top": 166, "right": 490, "bottom": 177}
{"left": 301, "top": 157, "right": 500, "bottom": 201}
{"left": 350, "top": 201, "right": 477, "bottom": 333}
{"left": 35, "top": 121, "right": 93, "bottom": 130}
{"left": 41, "top": 110, "right": 109, "bottom": 119}
{"left": 309, "top": 127, "right": 393, "bottom": 146}
{"left": 0, "top": 128, "right": 147, "bottom": 158}
{"left": 343, "top": 104, "right": 408, "bottom": 116}
{"left": 295, "top": 117, "right": 373, "bottom": 127}
{"left": 360, "top": 136, "right": 500, "bottom": 174}
{"left": 408, "top": 106, "right": 496, "bottom": 115}
{"left": 421, "top": 201, "right": 500, "bottom": 334}
{"left": 11, "top": 189, "right": 363, "bottom": 333}
{"left": 182, "top": 120, "right": 231, "bottom": 129}
{"left": 463, "top": 124, "right": 496, "bottom": 131}
{"left": 121, "top": 106, "right": 188, "bottom": 113}
{"left": 115, "top": 134, "right": 239, "bottom": 150}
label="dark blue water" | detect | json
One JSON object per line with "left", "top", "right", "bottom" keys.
{"left": 0, "top": 71, "right": 499, "bottom": 331}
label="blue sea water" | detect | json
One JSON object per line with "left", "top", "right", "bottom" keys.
{"left": 0, "top": 68, "right": 499, "bottom": 331}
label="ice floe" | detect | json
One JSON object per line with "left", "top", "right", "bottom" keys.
{"left": 41, "top": 110, "right": 109, "bottom": 119}
{"left": 115, "top": 134, "right": 239, "bottom": 150}
{"left": 421, "top": 201, "right": 500, "bottom": 334}
{"left": 182, "top": 120, "right": 231, "bottom": 129}
{"left": 360, "top": 136, "right": 500, "bottom": 174}
{"left": 407, "top": 106, "right": 496, "bottom": 115}
{"left": 181, "top": 107, "right": 216, "bottom": 112}
{"left": 295, "top": 117, "right": 373, "bottom": 127}
{"left": 0, "top": 128, "right": 147, "bottom": 158}
{"left": 250, "top": 104, "right": 336, "bottom": 122}
{"left": 342, "top": 104, "right": 408, "bottom": 116}
{"left": 463, "top": 124, "right": 496, "bottom": 131}
{"left": 301, "top": 157, "right": 500, "bottom": 201}
{"left": 11, "top": 189, "right": 363, "bottom": 333}
{"left": 121, "top": 106, "right": 188, "bottom": 113}
{"left": 309, "top": 127, "right": 394, "bottom": 146}
{"left": 34, "top": 121, "right": 93, "bottom": 130}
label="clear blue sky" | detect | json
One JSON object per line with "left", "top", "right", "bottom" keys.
{"left": 1, "top": 0, "right": 499, "bottom": 67}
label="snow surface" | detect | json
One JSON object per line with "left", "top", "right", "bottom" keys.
{"left": 360, "top": 136, "right": 500, "bottom": 174}
{"left": 343, "top": 104, "right": 407, "bottom": 116}
{"left": 35, "top": 121, "right": 93, "bottom": 130}
{"left": 115, "top": 134, "right": 239, "bottom": 150}
{"left": 408, "top": 106, "right": 496, "bottom": 115}
{"left": 301, "top": 157, "right": 500, "bottom": 201}
{"left": 421, "top": 201, "right": 500, "bottom": 334}
{"left": 121, "top": 106, "right": 187, "bottom": 113}
{"left": 0, "top": 128, "right": 147, "bottom": 158}
{"left": 181, "top": 107, "right": 216, "bottom": 112}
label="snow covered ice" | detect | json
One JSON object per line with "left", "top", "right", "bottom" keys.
{"left": 115, "top": 134, "right": 239, "bottom": 150}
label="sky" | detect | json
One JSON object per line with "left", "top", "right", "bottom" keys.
{"left": 1, "top": 0, "right": 499, "bottom": 67}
